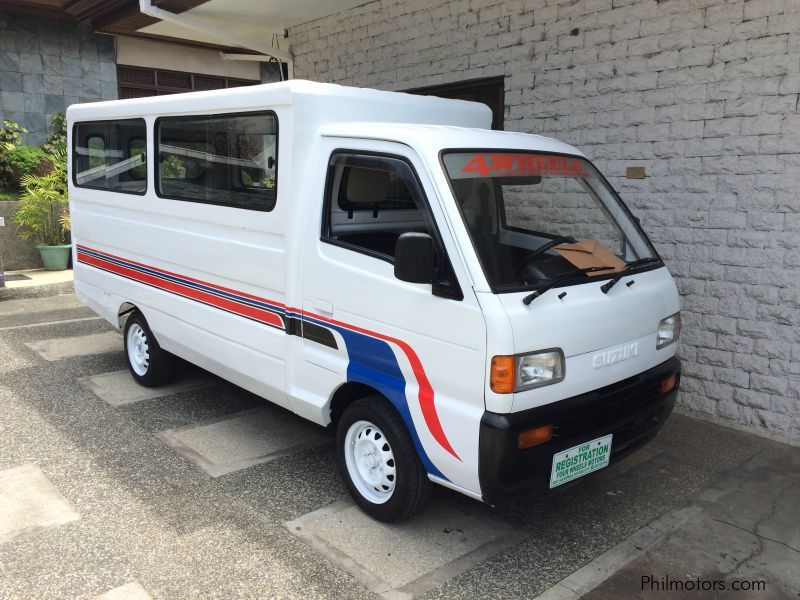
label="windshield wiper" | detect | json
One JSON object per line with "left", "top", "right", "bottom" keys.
{"left": 600, "top": 257, "right": 664, "bottom": 294}
{"left": 523, "top": 266, "right": 614, "bottom": 305}
{"left": 625, "top": 257, "right": 662, "bottom": 270}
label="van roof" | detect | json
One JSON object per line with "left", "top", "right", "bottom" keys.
{"left": 319, "top": 122, "right": 587, "bottom": 159}
{"left": 66, "top": 79, "right": 491, "bottom": 130}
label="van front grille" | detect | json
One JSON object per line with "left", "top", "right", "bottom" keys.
{"left": 552, "top": 376, "right": 665, "bottom": 439}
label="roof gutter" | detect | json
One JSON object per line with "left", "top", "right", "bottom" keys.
{"left": 138, "top": 0, "right": 293, "bottom": 80}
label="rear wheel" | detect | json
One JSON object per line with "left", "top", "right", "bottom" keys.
{"left": 337, "top": 396, "right": 432, "bottom": 522}
{"left": 123, "top": 311, "right": 174, "bottom": 387}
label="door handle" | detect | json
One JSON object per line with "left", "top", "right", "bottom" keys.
{"left": 312, "top": 299, "right": 334, "bottom": 315}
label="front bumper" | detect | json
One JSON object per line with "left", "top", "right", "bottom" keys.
{"left": 479, "top": 356, "right": 680, "bottom": 505}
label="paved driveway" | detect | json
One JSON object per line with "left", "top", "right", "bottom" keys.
{"left": 1, "top": 294, "right": 797, "bottom": 599}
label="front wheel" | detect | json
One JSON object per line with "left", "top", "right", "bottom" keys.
{"left": 337, "top": 397, "right": 432, "bottom": 522}
{"left": 123, "top": 311, "right": 174, "bottom": 387}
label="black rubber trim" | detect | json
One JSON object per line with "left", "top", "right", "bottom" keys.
{"left": 302, "top": 320, "right": 338, "bottom": 349}
{"left": 478, "top": 356, "right": 680, "bottom": 505}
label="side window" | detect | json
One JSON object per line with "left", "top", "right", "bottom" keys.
{"left": 156, "top": 111, "right": 277, "bottom": 211}
{"left": 73, "top": 119, "right": 147, "bottom": 194}
{"left": 322, "top": 152, "right": 435, "bottom": 261}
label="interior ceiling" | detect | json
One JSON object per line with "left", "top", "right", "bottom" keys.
{"left": 138, "top": 0, "right": 367, "bottom": 45}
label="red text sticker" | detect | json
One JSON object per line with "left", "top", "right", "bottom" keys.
{"left": 460, "top": 153, "right": 586, "bottom": 177}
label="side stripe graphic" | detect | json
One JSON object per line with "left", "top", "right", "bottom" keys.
{"left": 77, "top": 245, "right": 285, "bottom": 329}
{"left": 297, "top": 311, "right": 462, "bottom": 462}
{"left": 76, "top": 245, "right": 460, "bottom": 463}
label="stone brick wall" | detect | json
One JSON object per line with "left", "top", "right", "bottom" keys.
{"left": 0, "top": 14, "right": 117, "bottom": 146}
{"left": 0, "top": 201, "right": 41, "bottom": 270}
{"left": 289, "top": 0, "right": 800, "bottom": 446}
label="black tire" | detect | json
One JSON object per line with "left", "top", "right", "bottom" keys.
{"left": 123, "top": 311, "right": 174, "bottom": 387}
{"left": 337, "top": 396, "right": 432, "bottom": 522}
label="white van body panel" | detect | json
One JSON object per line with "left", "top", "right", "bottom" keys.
{"left": 68, "top": 80, "right": 681, "bottom": 505}
{"left": 499, "top": 267, "right": 680, "bottom": 412}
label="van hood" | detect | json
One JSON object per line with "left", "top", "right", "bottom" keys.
{"left": 499, "top": 266, "right": 680, "bottom": 358}
{"left": 493, "top": 266, "right": 681, "bottom": 412}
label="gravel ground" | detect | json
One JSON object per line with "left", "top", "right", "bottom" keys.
{"left": 0, "top": 294, "right": 788, "bottom": 599}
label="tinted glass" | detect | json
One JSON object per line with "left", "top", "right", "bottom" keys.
{"left": 73, "top": 119, "right": 147, "bottom": 194}
{"left": 156, "top": 112, "right": 277, "bottom": 211}
{"left": 443, "top": 152, "right": 658, "bottom": 292}
{"left": 324, "top": 153, "right": 434, "bottom": 260}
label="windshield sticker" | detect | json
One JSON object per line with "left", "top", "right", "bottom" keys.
{"left": 457, "top": 153, "right": 586, "bottom": 178}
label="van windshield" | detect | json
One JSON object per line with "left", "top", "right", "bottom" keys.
{"left": 442, "top": 151, "right": 659, "bottom": 293}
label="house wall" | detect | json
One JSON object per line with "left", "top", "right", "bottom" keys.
{"left": 0, "top": 14, "right": 117, "bottom": 146}
{"left": 288, "top": 0, "right": 800, "bottom": 446}
{"left": 0, "top": 201, "right": 42, "bottom": 270}
{"left": 115, "top": 37, "right": 261, "bottom": 81}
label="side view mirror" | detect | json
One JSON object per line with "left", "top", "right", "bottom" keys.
{"left": 394, "top": 232, "right": 436, "bottom": 284}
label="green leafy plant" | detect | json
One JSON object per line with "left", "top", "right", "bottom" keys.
{"left": 13, "top": 148, "right": 70, "bottom": 246}
{"left": 43, "top": 113, "right": 67, "bottom": 155}
{"left": 161, "top": 154, "right": 185, "bottom": 179}
{"left": 0, "top": 119, "right": 25, "bottom": 153}
{"left": 0, "top": 119, "right": 28, "bottom": 189}
{"left": 4, "top": 145, "right": 50, "bottom": 189}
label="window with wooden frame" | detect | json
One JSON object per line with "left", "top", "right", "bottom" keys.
{"left": 117, "top": 65, "right": 258, "bottom": 99}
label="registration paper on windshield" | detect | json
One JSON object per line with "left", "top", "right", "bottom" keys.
{"left": 549, "top": 434, "right": 613, "bottom": 488}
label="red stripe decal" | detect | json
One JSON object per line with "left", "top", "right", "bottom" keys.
{"left": 79, "top": 252, "right": 283, "bottom": 329}
{"left": 299, "top": 309, "right": 461, "bottom": 462}
{"left": 78, "top": 244, "right": 458, "bottom": 462}
{"left": 76, "top": 244, "right": 285, "bottom": 310}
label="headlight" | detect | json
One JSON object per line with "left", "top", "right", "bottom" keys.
{"left": 657, "top": 312, "right": 681, "bottom": 349}
{"left": 516, "top": 349, "right": 565, "bottom": 391}
{"left": 491, "top": 349, "right": 565, "bottom": 393}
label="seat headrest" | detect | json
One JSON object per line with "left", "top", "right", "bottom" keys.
{"left": 346, "top": 167, "right": 390, "bottom": 204}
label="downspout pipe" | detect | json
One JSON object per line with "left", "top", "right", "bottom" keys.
{"left": 138, "top": 0, "right": 293, "bottom": 80}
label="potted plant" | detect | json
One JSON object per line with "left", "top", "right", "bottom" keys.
{"left": 13, "top": 149, "right": 71, "bottom": 271}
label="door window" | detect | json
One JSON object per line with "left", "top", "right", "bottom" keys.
{"left": 322, "top": 152, "right": 437, "bottom": 262}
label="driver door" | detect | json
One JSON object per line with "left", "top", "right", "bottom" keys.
{"left": 296, "top": 138, "right": 487, "bottom": 494}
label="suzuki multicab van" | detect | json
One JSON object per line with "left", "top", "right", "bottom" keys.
{"left": 67, "top": 80, "right": 681, "bottom": 521}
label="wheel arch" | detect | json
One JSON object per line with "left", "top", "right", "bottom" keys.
{"left": 117, "top": 302, "right": 138, "bottom": 329}
{"left": 329, "top": 381, "right": 386, "bottom": 426}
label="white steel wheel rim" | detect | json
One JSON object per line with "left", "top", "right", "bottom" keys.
{"left": 344, "top": 420, "right": 397, "bottom": 504}
{"left": 126, "top": 323, "right": 150, "bottom": 376}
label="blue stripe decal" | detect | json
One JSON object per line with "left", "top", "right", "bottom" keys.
{"left": 325, "top": 322, "right": 446, "bottom": 480}
{"left": 79, "top": 246, "right": 447, "bottom": 479}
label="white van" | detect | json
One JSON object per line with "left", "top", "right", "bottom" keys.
{"left": 67, "top": 80, "right": 681, "bottom": 521}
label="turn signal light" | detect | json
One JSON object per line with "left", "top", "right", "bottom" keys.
{"left": 660, "top": 373, "right": 678, "bottom": 395}
{"left": 518, "top": 424, "right": 553, "bottom": 449}
{"left": 490, "top": 355, "right": 515, "bottom": 394}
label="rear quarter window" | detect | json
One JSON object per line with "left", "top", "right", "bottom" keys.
{"left": 72, "top": 119, "right": 147, "bottom": 195}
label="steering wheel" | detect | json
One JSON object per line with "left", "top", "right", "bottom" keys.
{"left": 515, "top": 235, "right": 576, "bottom": 279}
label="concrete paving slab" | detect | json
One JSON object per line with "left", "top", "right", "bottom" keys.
{"left": 2, "top": 268, "right": 73, "bottom": 289}
{"left": 0, "top": 269, "right": 75, "bottom": 300}
{"left": 25, "top": 331, "right": 121, "bottom": 361}
{"left": 157, "top": 407, "right": 331, "bottom": 477}
{"left": 79, "top": 368, "right": 219, "bottom": 406}
{"left": 0, "top": 464, "right": 80, "bottom": 546}
{"left": 93, "top": 582, "right": 153, "bottom": 600}
{"left": 0, "top": 294, "right": 85, "bottom": 316}
{"left": 539, "top": 448, "right": 800, "bottom": 600}
{"left": 285, "top": 499, "right": 523, "bottom": 598}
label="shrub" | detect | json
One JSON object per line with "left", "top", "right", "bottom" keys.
{"left": 0, "top": 119, "right": 25, "bottom": 153}
{"left": 0, "top": 119, "right": 27, "bottom": 189}
{"left": 4, "top": 146, "right": 50, "bottom": 188}
{"left": 13, "top": 148, "right": 70, "bottom": 246}
{"left": 43, "top": 113, "right": 67, "bottom": 155}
